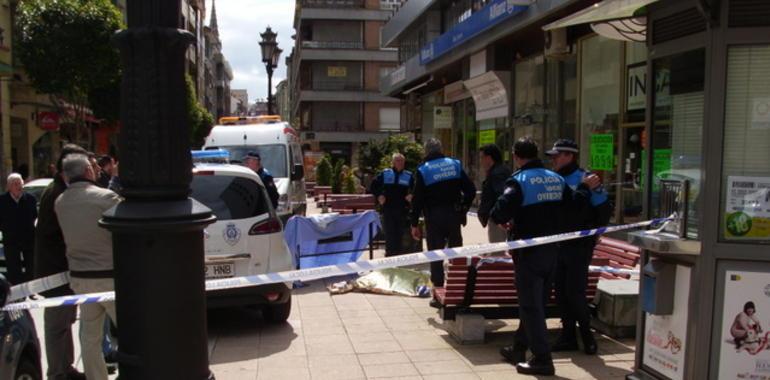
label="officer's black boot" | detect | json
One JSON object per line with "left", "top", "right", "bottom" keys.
{"left": 579, "top": 322, "right": 598, "bottom": 355}
{"left": 551, "top": 320, "right": 579, "bottom": 352}
{"left": 499, "top": 343, "right": 527, "bottom": 364}
{"left": 515, "top": 353, "right": 555, "bottom": 376}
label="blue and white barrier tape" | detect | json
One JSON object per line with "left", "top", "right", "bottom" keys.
{"left": 3, "top": 217, "right": 666, "bottom": 311}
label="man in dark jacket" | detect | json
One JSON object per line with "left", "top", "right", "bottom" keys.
{"left": 490, "top": 137, "right": 591, "bottom": 376}
{"left": 546, "top": 139, "right": 611, "bottom": 355}
{"left": 243, "top": 152, "right": 280, "bottom": 209}
{"left": 370, "top": 153, "right": 414, "bottom": 256}
{"left": 0, "top": 173, "right": 37, "bottom": 285}
{"left": 477, "top": 144, "right": 512, "bottom": 244}
{"left": 410, "top": 138, "right": 476, "bottom": 291}
{"left": 96, "top": 155, "right": 114, "bottom": 188}
{"left": 33, "top": 143, "right": 88, "bottom": 380}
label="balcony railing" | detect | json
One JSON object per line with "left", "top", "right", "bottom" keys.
{"left": 301, "top": 0, "right": 365, "bottom": 8}
{"left": 301, "top": 40, "right": 364, "bottom": 49}
{"left": 310, "top": 81, "right": 364, "bottom": 91}
{"left": 312, "top": 122, "right": 364, "bottom": 132}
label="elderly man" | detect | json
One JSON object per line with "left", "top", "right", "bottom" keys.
{"left": 56, "top": 153, "right": 121, "bottom": 380}
{"left": 370, "top": 153, "right": 414, "bottom": 256}
{"left": 0, "top": 173, "right": 37, "bottom": 285}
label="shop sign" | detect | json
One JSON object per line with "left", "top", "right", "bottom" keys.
{"left": 433, "top": 106, "right": 453, "bottom": 129}
{"left": 444, "top": 81, "right": 471, "bottom": 104}
{"left": 327, "top": 66, "right": 347, "bottom": 78}
{"left": 463, "top": 71, "right": 511, "bottom": 121}
{"left": 724, "top": 176, "right": 770, "bottom": 240}
{"left": 390, "top": 66, "right": 406, "bottom": 86}
{"left": 626, "top": 65, "right": 671, "bottom": 112}
{"left": 420, "top": 0, "right": 528, "bottom": 65}
{"left": 38, "top": 112, "right": 60, "bottom": 131}
{"left": 751, "top": 98, "right": 770, "bottom": 130}
{"left": 717, "top": 270, "right": 770, "bottom": 379}
{"left": 479, "top": 129, "right": 496, "bottom": 145}
{"left": 643, "top": 265, "right": 690, "bottom": 380}
{"left": 589, "top": 134, "right": 614, "bottom": 171}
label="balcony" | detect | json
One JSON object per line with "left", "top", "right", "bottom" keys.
{"left": 298, "top": 0, "right": 390, "bottom": 21}
{"left": 301, "top": 0, "right": 364, "bottom": 7}
{"left": 310, "top": 80, "right": 364, "bottom": 91}
{"left": 301, "top": 40, "right": 363, "bottom": 49}
{"left": 312, "top": 122, "right": 364, "bottom": 132}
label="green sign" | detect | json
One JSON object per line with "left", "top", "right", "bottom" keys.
{"left": 590, "top": 134, "right": 614, "bottom": 171}
{"left": 653, "top": 149, "right": 672, "bottom": 179}
{"left": 479, "top": 129, "right": 496, "bottom": 146}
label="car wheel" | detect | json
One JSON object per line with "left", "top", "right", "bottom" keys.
{"left": 15, "top": 358, "right": 40, "bottom": 380}
{"left": 263, "top": 297, "right": 292, "bottom": 323}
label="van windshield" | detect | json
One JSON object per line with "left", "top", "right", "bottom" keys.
{"left": 209, "top": 145, "right": 288, "bottom": 178}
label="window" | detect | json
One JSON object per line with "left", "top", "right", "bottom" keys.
{"left": 210, "top": 145, "right": 288, "bottom": 178}
{"left": 720, "top": 45, "right": 770, "bottom": 242}
{"left": 191, "top": 176, "right": 269, "bottom": 221}
{"left": 379, "top": 107, "right": 400, "bottom": 131}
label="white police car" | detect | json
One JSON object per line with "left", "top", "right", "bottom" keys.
{"left": 191, "top": 151, "right": 294, "bottom": 322}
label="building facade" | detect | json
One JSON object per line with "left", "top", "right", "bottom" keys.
{"left": 289, "top": 0, "right": 402, "bottom": 164}
{"left": 231, "top": 89, "right": 248, "bottom": 116}
{"left": 274, "top": 80, "right": 291, "bottom": 122}
{"left": 203, "top": 0, "right": 233, "bottom": 122}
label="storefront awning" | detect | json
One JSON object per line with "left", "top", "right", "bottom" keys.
{"left": 463, "top": 71, "right": 511, "bottom": 121}
{"left": 542, "top": 0, "right": 658, "bottom": 42}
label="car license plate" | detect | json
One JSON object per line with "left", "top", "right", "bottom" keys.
{"left": 205, "top": 262, "right": 234, "bottom": 279}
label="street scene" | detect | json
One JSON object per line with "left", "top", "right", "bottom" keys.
{"left": 1, "top": 0, "right": 770, "bottom": 380}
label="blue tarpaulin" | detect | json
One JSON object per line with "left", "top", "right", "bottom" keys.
{"left": 284, "top": 211, "right": 381, "bottom": 269}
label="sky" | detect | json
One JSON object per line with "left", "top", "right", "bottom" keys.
{"left": 205, "top": 0, "right": 296, "bottom": 104}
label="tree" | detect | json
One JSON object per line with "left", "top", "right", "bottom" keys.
{"left": 358, "top": 135, "right": 424, "bottom": 176}
{"left": 16, "top": 0, "right": 124, "bottom": 127}
{"left": 186, "top": 75, "right": 214, "bottom": 148}
{"left": 316, "top": 156, "right": 333, "bottom": 186}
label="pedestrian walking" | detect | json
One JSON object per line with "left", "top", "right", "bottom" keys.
{"left": 370, "top": 153, "right": 414, "bottom": 256}
{"left": 0, "top": 173, "right": 37, "bottom": 285}
{"left": 96, "top": 155, "right": 115, "bottom": 188}
{"left": 243, "top": 152, "right": 280, "bottom": 208}
{"left": 545, "top": 139, "right": 610, "bottom": 355}
{"left": 410, "top": 138, "right": 475, "bottom": 299}
{"left": 56, "top": 153, "right": 121, "bottom": 380}
{"left": 33, "top": 143, "right": 89, "bottom": 380}
{"left": 490, "top": 137, "right": 590, "bottom": 376}
{"left": 477, "top": 144, "right": 512, "bottom": 244}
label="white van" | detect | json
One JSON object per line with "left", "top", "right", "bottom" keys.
{"left": 202, "top": 116, "right": 307, "bottom": 222}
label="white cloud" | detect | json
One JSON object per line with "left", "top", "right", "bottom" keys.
{"left": 205, "top": 0, "right": 294, "bottom": 102}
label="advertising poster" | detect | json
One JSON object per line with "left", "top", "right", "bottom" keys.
{"left": 725, "top": 176, "right": 770, "bottom": 240}
{"left": 718, "top": 270, "right": 770, "bottom": 379}
{"left": 479, "top": 129, "right": 496, "bottom": 146}
{"left": 433, "top": 106, "right": 453, "bottom": 129}
{"left": 590, "top": 134, "right": 614, "bottom": 171}
{"left": 643, "top": 265, "right": 690, "bottom": 380}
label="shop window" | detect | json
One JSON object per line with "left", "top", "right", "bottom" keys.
{"left": 650, "top": 49, "right": 705, "bottom": 239}
{"left": 514, "top": 55, "right": 545, "bottom": 145}
{"left": 720, "top": 45, "right": 770, "bottom": 242}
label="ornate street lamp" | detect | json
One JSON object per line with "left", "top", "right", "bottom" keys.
{"left": 260, "top": 27, "right": 281, "bottom": 115}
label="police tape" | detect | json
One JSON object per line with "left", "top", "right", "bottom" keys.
{"left": 3, "top": 217, "right": 666, "bottom": 311}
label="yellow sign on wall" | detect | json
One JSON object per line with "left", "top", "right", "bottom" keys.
{"left": 327, "top": 66, "right": 347, "bottom": 77}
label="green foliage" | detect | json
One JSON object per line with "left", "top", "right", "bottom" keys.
{"left": 16, "top": 0, "right": 124, "bottom": 106}
{"left": 186, "top": 75, "right": 215, "bottom": 148}
{"left": 88, "top": 78, "right": 121, "bottom": 122}
{"left": 331, "top": 160, "right": 345, "bottom": 194}
{"left": 316, "top": 156, "right": 333, "bottom": 186}
{"left": 358, "top": 135, "right": 424, "bottom": 175}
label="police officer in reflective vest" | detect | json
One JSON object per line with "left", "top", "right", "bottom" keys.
{"left": 410, "top": 138, "right": 476, "bottom": 293}
{"left": 370, "top": 153, "right": 414, "bottom": 256}
{"left": 490, "top": 137, "right": 590, "bottom": 376}
{"left": 545, "top": 139, "right": 611, "bottom": 355}
{"left": 243, "top": 152, "right": 280, "bottom": 209}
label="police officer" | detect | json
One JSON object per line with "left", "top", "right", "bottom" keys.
{"left": 410, "top": 138, "right": 475, "bottom": 296}
{"left": 370, "top": 153, "right": 414, "bottom": 256}
{"left": 490, "top": 137, "right": 590, "bottom": 376}
{"left": 545, "top": 139, "right": 611, "bottom": 355}
{"left": 243, "top": 152, "right": 280, "bottom": 208}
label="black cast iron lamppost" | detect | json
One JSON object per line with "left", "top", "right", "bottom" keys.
{"left": 260, "top": 26, "right": 281, "bottom": 115}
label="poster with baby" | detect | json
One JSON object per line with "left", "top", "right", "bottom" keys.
{"left": 719, "top": 270, "right": 770, "bottom": 379}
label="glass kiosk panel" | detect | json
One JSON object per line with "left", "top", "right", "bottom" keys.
{"left": 720, "top": 45, "right": 770, "bottom": 242}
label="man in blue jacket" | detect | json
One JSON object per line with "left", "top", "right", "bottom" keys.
{"left": 490, "top": 137, "right": 591, "bottom": 376}
{"left": 546, "top": 139, "right": 611, "bottom": 355}
{"left": 370, "top": 153, "right": 414, "bottom": 256}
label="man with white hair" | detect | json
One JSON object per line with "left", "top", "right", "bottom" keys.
{"left": 55, "top": 153, "right": 121, "bottom": 380}
{"left": 370, "top": 152, "right": 414, "bottom": 256}
{"left": 0, "top": 172, "right": 37, "bottom": 285}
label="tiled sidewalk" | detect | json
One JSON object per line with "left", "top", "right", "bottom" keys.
{"left": 207, "top": 279, "right": 636, "bottom": 380}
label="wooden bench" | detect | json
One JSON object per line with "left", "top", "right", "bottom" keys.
{"left": 592, "top": 237, "right": 642, "bottom": 280}
{"left": 313, "top": 186, "right": 331, "bottom": 202}
{"left": 329, "top": 195, "right": 376, "bottom": 214}
{"left": 434, "top": 255, "right": 617, "bottom": 321}
{"left": 305, "top": 181, "right": 317, "bottom": 197}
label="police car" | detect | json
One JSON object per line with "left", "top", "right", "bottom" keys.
{"left": 0, "top": 275, "right": 42, "bottom": 380}
{"left": 191, "top": 151, "right": 294, "bottom": 322}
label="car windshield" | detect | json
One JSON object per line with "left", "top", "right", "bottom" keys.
{"left": 209, "top": 145, "right": 288, "bottom": 178}
{"left": 191, "top": 175, "right": 269, "bottom": 221}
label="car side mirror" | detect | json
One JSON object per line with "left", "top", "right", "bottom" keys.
{"left": 0, "top": 275, "right": 10, "bottom": 307}
{"left": 291, "top": 164, "right": 305, "bottom": 181}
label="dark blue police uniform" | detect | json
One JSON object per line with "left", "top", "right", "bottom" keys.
{"left": 553, "top": 162, "right": 611, "bottom": 352}
{"left": 370, "top": 168, "right": 414, "bottom": 256}
{"left": 410, "top": 153, "right": 476, "bottom": 286}
{"left": 490, "top": 160, "right": 589, "bottom": 360}
{"left": 257, "top": 167, "right": 280, "bottom": 209}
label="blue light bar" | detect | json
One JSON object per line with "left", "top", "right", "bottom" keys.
{"left": 191, "top": 150, "right": 230, "bottom": 162}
